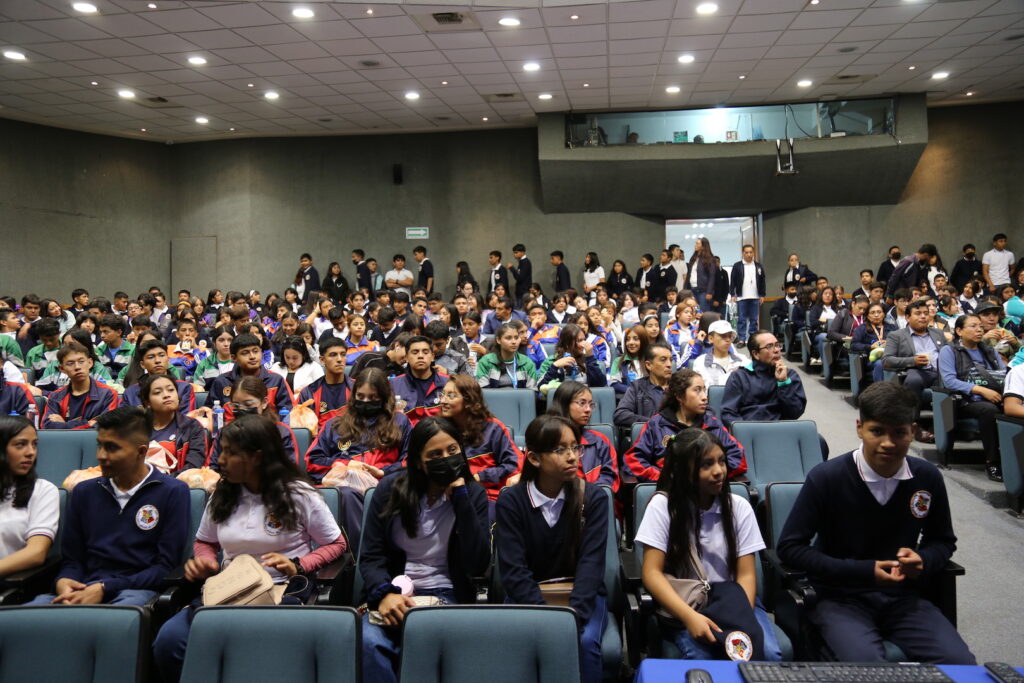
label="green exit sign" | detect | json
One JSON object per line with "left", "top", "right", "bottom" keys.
{"left": 405, "top": 227, "right": 429, "bottom": 240}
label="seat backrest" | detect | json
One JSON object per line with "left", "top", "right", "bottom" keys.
{"left": 351, "top": 486, "right": 375, "bottom": 604}
{"left": 181, "top": 606, "right": 359, "bottom": 683}
{"left": 597, "top": 485, "right": 620, "bottom": 603}
{"left": 399, "top": 606, "right": 580, "bottom": 683}
{"left": 186, "top": 489, "right": 207, "bottom": 563}
{"left": 36, "top": 430, "right": 97, "bottom": 485}
{"left": 194, "top": 391, "right": 208, "bottom": 409}
{"left": 0, "top": 605, "right": 145, "bottom": 683}
{"left": 632, "top": 483, "right": 658, "bottom": 551}
{"left": 317, "top": 486, "right": 341, "bottom": 526}
{"left": 291, "top": 428, "right": 312, "bottom": 468}
{"left": 997, "top": 417, "right": 1024, "bottom": 499}
{"left": 48, "top": 488, "right": 68, "bottom": 561}
{"left": 707, "top": 384, "right": 725, "bottom": 418}
{"left": 591, "top": 387, "right": 616, "bottom": 425}
{"left": 630, "top": 421, "right": 645, "bottom": 446}
{"left": 586, "top": 424, "right": 615, "bottom": 451}
{"left": 765, "top": 482, "right": 804, "bottom": 548}
{"left": 482, "top": 389, "right": 536, "bottom": 435}
{"left": 730, "top": 421, "right": 822, "bottom": 493}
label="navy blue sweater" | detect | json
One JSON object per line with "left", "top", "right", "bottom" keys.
{"left": 495, "top": 482, "right": 607, "bottom": 622}
{"left": 777, "top": 452, "right": 956, "bottom": 598}
{"left": 59, "top": 468, "right": 190, "bottom": 598}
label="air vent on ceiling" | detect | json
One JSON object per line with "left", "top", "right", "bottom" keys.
{"left": 411, "top": 11, "right": 482, "bottom": 33}
{"left": 483, "top": 92, "right": 525, "bottom": 103}
{"left": 133, "top": 96, "right": 183, "bottom": 109}
{"left": 359, "top": 59, "right": 381, "bottom": 68}
{"left": 823, "top": 73, "right": 876, "bottom": 85}
{"left": 837, "top": 46, "right": 858, "bottom": 53}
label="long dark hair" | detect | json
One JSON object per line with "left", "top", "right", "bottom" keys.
{"left": 138, "top": 373, "right": 179, "bottom": 414}
{"left": 456, "top": 261, "right": 475, "bottom": 285}
{"left": 547, "top": 380, "right": 589, "bottom": 427}
{"left": 520, "top": 415, "right": 584, "bottom": 575}
{"left": 0, "top": 416, "right": 38, "bottom": 508}
{"left": 447, "top": 375, "right": 493, "bottom": 447}
{"left": 332, "top": 368, "right": 402, "bottom": 449}
{"left": 688, "top": 237, "right": 715, "bottom": 270}
{"left": 658, "top": 429, "right": 737, "bottom": 579}
{"left": 659, "top": 368, "right": 703, "bottom": 414}
{"left": 208, "top": 415, "right": 308, "bottom": 530}
{"left": 63, "top": 327, "right": 99, "bottom": 361}
{"left": 555, "top": 323, "right": 586, "bottom": 367}
{"left": 382, "top": 417, "right": 472, "bottom": 538}
{"left": 585, "top": 252, "right": 601, "bottom": 273}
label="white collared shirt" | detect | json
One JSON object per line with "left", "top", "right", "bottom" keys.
{"left": 740, "top": 261, "right": 758, "bottom": 300}
{"left": 527, "top": 480, "right": 565, "bottom": 528}
{"left": 853, "top": 447, "right": 912, "bottom": 505}
{"left": 111, "top": 465, "right": 154, "bottom": 510}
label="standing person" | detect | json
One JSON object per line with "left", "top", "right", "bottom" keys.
{"left": 607, "top": 260, "right": 634, "bottom": 299}
{"left": 581, "top": 252, "right": 606, "bottom": 305}
{"left": 507, "top": 243, "right": 532, "bottom": 306}
{"left": 649, "top": 250, "right": 678, "bottom": 303}
{"left": 295, "top": 253, "right": 321, "bottom": 305}
{"left": 495, "top": 414, "right": 609, "bottom": 683}
{"left": 551, "top": 251, "right": 572, "bottom": 293}
{"left": 886, "top": 244, "right": 938, "bottom": 302}
{"left": 412, "top": 246, "right": 434, "bottom": 294}
{"left": 359, "top": 417, "right": 490, "bottom": 683}
{"left": 322, "top": 261, "right": 351, "bottom": 305}
{"left": 877, "top": 246, "right": 902, "bottom": 286}
{"left": 730, "top": 245, "right": 766, "bottom": 346}
{"left": 777, "top": 382, "right": 976, "bottom": 665}
{"left": 636, "top": 254, "right": 655, "bottom": 300}
{"left": 486, "top": 251, "right": 510, "bottom": 296}
{"left": 782, "top": 253, "right": 817, "bottom": 289}
{"left": 949, "top": 245, "right": 982, "bottom": 293}
{"left": 982, "top": 233, "right": 1015, "bottom": 294}
{"left": 686, "top": 238, "right": 716, "bottom": 310}
{"left": 384, "top": 255, "right": 414, "bottom": 297}
{"left": 669, "top": 244, "right": 688, "bottom": 292}
{"left": 352, "top": 249, "right": 372, "bottom": 294}
{"left": 0, "top": 416, "right": 59, "bottom": 578}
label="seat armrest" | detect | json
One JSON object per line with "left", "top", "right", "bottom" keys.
{"left": 942, "top": 560, "right": 965, "bottom": 576}
{"left": 764, "top": 550, "right": 815, "bottom": 605}
{"left": 620, "top": 550, "right": 642, "bottom": 590}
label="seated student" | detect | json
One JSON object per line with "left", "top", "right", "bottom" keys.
{"left": 546, "top": 294, "right": 571, "bottom": 325}
{"left": 850, "top": 302, "right": 895, "bottom": 385}
{"left": 613, "top": 343, "right": 674, "bottom": 430}
{"left": 976, "top": 298, "right": 1021, "bottom": 354}
{"left": 439, "top": 375, "right": 522, "bottom": 515}
{"left": 538, "top": 323, "right": 607, "bottom": 389}
{"left": 41, "top": 342, "right": 120, "bottom": 429}
{"left": 139, "top": 374, "right": 207, "bottom": 474}
{"left": 609, "top": 325, "right": 649, "bottom": 395}
{"left": 637, "top": 429, "right": 780, "bottom": 662}
{"left": 882, "top": 300, "right": 948, "bottom": 438}
{"left": 808, "top": 286, "right": 840, "bottom": 362}
{"left": 567, "top": 312, "right": 609, "bottom": 366}
{"left": 96, "top": 314, "right": 134, "bottom": 380}
{"left": 721, "top": 331, "right": 807, "bottom": 429}
{"left": 351, "top": 332, "right": 410, "bottom": 380}
{"left": 585, "top": 306, "right": 616, "bottom": 352}
{"left": 626, "top": 369, "right": 746, "bottom": 483}
{"left": 664, "top": 303, "right": 703, "bottom": 368}
{"left": 436, "top": 303, "right": 463, "bottom": 342}
{"left": 459, "top": 311, "right": 492, "bottom": 364}
{"left": 120, "top": 329, "right": 185, "bottom": 384}
{"left": 360, "top": 417, "right": 490, "bottom": 683}
{"left": 693, "top": 320, "right": 745, "bottom": 387}
{"left": 526, "top": 304, "right": 559, "bottom": 345}
{"left": 0, "top": 416, "right": 59, "bottom": 578}
{"left": 424, "top": 320, "right": 470, "bottom": 377}
{"left": 165, "top": 318, "right": 207, "bottom": 379}
{"left": 192, "top": 325, "right": 234, "bottom": 390}
{"left": 639, "top": 311, "right": 664, "bottom": 348}
{"left": 270, "top": 311, "right": 301, "bottom": 363}
{"left": 884, "top": 288, "right": 912, "bottom": 329}
{"left": 16, "top": 295, "right": 43, "bottom": 357}
{"left": 298, "top": 338, "right": 354, "bottom": 431}
{"left": 508, "top": 318, "right": 546, "bottom": 368}
{"left": 938, "top": 314, "right": 1006, "bottom": 481}
{"left": 482, "top": 296, "right": 517, "bottom": 337}
{"left": 208, "top": 376, "right": 298, "bottom": 469}
{"left": 777, "top": 382, "right": 976, "bottom": 664}
{"left": 770, "top": 282, "right": 801, "bottom": 332}
{"left": 389, "top": 336, "right": 447, "bottom": 427}
{"left": 370, "top": 307, "right": 401, "bottom": 349}
{"left": 270, "top": 336, "right": 324, "bottom": 396}
{"left": 0, "top": 366, "right": 33, "bottom": 416}
{"left": 475, "top": 322, "right": 539, "bottom": 390}
{"left": 343, "top": 313, "right": 377, "bottom": 366}
{"left": 204, "top": 333, "right": 293, "bottom": 421}
{"left": 495, "top": 415, "right": 609, "bottom": 683}
{"left": 316, "top": 307, "right": 347, "bottom": 345}
{"left": 310, "top": 298, "right": 335, "bottom": 339}
{"left": 26, "top": 406, "right": 189, "bottom": 606}
{"left": 36, "top": 328, "right": 113, "bottom": 394}
{"left": 25, "top": 318, "right": 62, "bottom": 385}
{"left": 152, "top": 414, "right": 346, "bottom": 682}
{"left": 0, "top": 309, "right": 27, "bottom": 369}
{"left": 548, "top": 381, "right": 618, "bottom": 492}
{"left": 122, "top": 339, "right": 196, "bottom": 415}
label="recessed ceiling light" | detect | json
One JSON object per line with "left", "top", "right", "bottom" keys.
{"left": 72, "top": 2, "right": 98, "bottom": 13}
{"left": 147, "top": 2, "right": 156, "bottom": 7}
{"left": 965, "top": 91, "right": 974, "bottom": 96}
{"left": 247, "top": 83, "right": 254, "bottom": 87}
{"left": 583, "top": 83, "right": 590, "bottom": 87}
{"left": 695, "top": 2, "right": 718, "bottom": 15}
{"left": 666, "top": 86, "right": 681, "bottom": 93}
{"left": 405, "top": 91, "right": 420, "bottom": 100}
{"left": 678, "top": 54, "right": 695, "bottom": 64}
{"left": 908, "top": 65, "right": 916, "bottom": 70}
{"left": 292, "top": 8, "right": 315, "bottom": 19}
{"left": 538, "top": 93, "right": 553, "bottom": 100}
{"left": 810, "top": 0, "right": 819, "bottom": 4}
{"left": 482, "top": 117, "right": 488, "bottom": 121}
{"left": 195, "top": 116, "right": 208, "bottom": 124}
{"left": 264, "top": 91, "right": 279, "bottom": 100}
{"left": 229, "top": 127, "right": 235, "bottom": 131}
{"left": 570, "top": 14, "right": 579, "bottom": 20}
{"left": 117, "top": 89, "right": 135, "bottom": 98}
{"left": 523, "top": 62, "right": 540, "bottom": 72}
{"left": 932, "top": 71, "right": 949, "bottom": 80}
{"left": 498, "top": 17, "right": 520, "bottom": 27}
{"left": 738, "top": 75, "right": 746, "bottom": 80}
{"left": 365, "top": 8, "right": 373, "bottom": 14}
{"left": 797, "top": 79, "right": 813, "bottom": 87}
{"left": 441, "top": 80, "right": 448, "bottom": 85}
{"left": 140, "top": 128, "right": 146, "bottom": 132}
{"left": 3, "top": 50, "right": 26, "bottom": 61}
{"left": 90, "top": 80, "right": 98, "bottom": 85}
{"left": 187, "top": 56, "right": 206, "bottom": 65}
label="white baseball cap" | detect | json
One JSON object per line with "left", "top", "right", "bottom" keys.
{"left": 708, "top": 320, "right": 735, "bottom": 336}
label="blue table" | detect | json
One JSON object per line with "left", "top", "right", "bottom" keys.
{"left": 635, "top": 659, "right": 1023, "bottom": 683}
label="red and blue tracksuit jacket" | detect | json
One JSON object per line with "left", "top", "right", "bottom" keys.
{"left": 304, "top": 410, "right": 411, "bottom": 483}
{"left": 389, "top": 370, "right": 448, "bottom": 427}
{"left": 580, "top": 428, "right": 619, "bottom": 492}
{"left": 123, "top": 377, "right": 196, "bottom": 415}
{"left": 151, "top": 414, "right": 209, "bottom": 472}
{"left": 204, "top": 367, "right": 293, "bottom": 421}
{"left": 0, "top": 378, "right": 32, "bottom": 417}
{"left": 624, "top": 408, "right": 747, "bottom": 482}
{"left": 208, "top": 421, "right": 298, "bottom": 469}
{"left": 529, "top": 324, "right": 560, "bottom": 344}
{"left": 298, "top": 376, "right": 354, "bottom": 432}
{"left": 522, "top": 339, "right": 546, "bottom": 367}
{"left": 42, "top": 379, "right": 119, "bottom": 429}
{"left": 346, "top": 338, "right": 377, "bottom": 366}
{"left": 465, "top": 418, "right": 522, "bottom": 501}
{"left": 665, "top": 321, "right": 701, "bottom": 367}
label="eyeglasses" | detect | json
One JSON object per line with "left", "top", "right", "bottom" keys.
{"left": 548, "top": 445, "right": 585, "bottom": 457}
{"left": 756, "top": 342, "right": 782, "bottom": 351}
{"left": 440, "top": 392, "right": 461, "bottom": 401}
{"left": 572, "top": 400, "right": 597, "bottom": 409}
{"left": 229, "top": 401, "right": 261, "bottom": 411}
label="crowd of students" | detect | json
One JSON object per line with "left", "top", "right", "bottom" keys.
{"left": 1, "top": 233, "right": 1022, "bottom": 677}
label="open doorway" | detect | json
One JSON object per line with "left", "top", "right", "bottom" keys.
{"left": 665, "top": 217, "right": 755, "bottom": 268}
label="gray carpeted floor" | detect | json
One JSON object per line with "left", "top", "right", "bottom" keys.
{"left": 792, "top": 362, "right": 1024, "bottom": 665}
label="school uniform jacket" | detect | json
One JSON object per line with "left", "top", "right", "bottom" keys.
{"left": 304, "top": 411, "right": 411, "bottom": 483}
{"left": 624, "top": 408, "right": 747, "bottom": 482}
{"left": 123, "top": 377, "right": 196, "bottom": 415}
{"left": 465, "top": 418, "right": 523, "bottom": 501}
{"left": 720, "top": 362, "right": 806, "bottom": 428}
{"left": 607, "top": 271, "right": 634, "bottom": 298}
{"left": 389, "top": 370, "right": 448, "bottom": 426}
{"left": 729, "top": 261, "right": 768, "bottom": 299}
{"left": 475, "top": 352, "right": 538, "bottom": 390}
{"left": 782, "top": 264, "right": 817, "bottom": 288}
{"left": 488, "top": 266, "right": 511, "bottom": 296}
{"left": 528, "top": 324, "right": 560, "bottom": 345}
{"left": 581, "top": 428, "right": 619, "bottom": 492}
{"left": 553, "top": 263, "right": 572, "bottom": 293}
{"left": 299, "top": 266, "right": 321, "bottom": 304}
{"left": 57, "top": 468, "right": 189, "bottom": 598}
{"left": 204, "top": 367, "right": 293, "bottom": 421}
{"left": 96, "top": 341, "right": 134, "bottom": 379}
{"left": 42, "top": 379, "right": 119, "bottom": 429}
{"left": 648, "top": 264, "right": 677, "bottom": 302}
{"left": 509, "top": 257, "right": 533, "bottom": 301}
{"left": 298, "top": 376, "right": 354, "bottom": 432}
{"left": 151, "top": 414, "right": 209, "bottom": 472}
{"left": 537, "top": 354, "right": 607, "bottom": 388}
{"left": 0, "top": 378, "right": 32, "bottom": 417}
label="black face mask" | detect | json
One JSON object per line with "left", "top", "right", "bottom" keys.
{"left": 891, "top": 252, "right": 902, "bottom": 261}
{"left": 352, "top": 399, "right": 383, "bottom": 417}
{"left": 425, "top": 453, "right": 464, "bottom": 487}
{"left": 234, "top": 407, "right": 259, "bottom": 418}
{"left": 965, "top": 252, "right": 976, "bottom": 259}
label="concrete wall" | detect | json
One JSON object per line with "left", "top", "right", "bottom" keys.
{"left": 762, "top": 101, "right": 1024, "bottom": 291}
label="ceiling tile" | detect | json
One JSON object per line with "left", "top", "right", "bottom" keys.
{"left": 610, "top": 0, "right": 675, "bottom": 22}
{"left": 392, "top": 50, "right": 449, "bottom": 66}
{"left": 777, "top": 28, "right": 843, "bottom": 45}
{"left": 317, "top": 38, "right": 380, "bottom": 56}
{"left": 670, "top": 16, "right": 733, "bottom": 36}
{"left": 234, "top": 24, "right": 309, "bottom": 45}
{"left": 833, "top": 24, "right": 899, "bottom": 42}
{"left": 790, "top": 10, "right": 864, "bottom": 30}
{"left": 115, "top": 54, "right": 183, "bottom": 71}
{"left": 556, "top": 55, "right": 608, "bottom": 69}
{"left": 547, "top": 24, "right": 608, "bottom": 42}
{"left": 138, "top": 9, "right": 216, "bottom": 33}
{"left": 30, "top": 18, "right": 111, "bottom": 41}
{"left": 349, "top": 16, "right": 423, "bottom": 38}
{"left": 852, "top": 6, "right": 928, "bottom": 27}
{"left": 29, "top": 42, "right": 101, "bottom": 60}
{"left": 263, "top": 42, "right": 331, "bottom": 61}
{"left": 553, "top": 41, "right": 607, "bottom": 57}
{"left": 428, "top": 32, "right": 492, "bottom": 50}
{"left": 610, "top": 38, "right": 666, "bottom": 54}
{"left": 610, "top": 20, "right": 669, "bottom": 40}
{"left": 0, "top": 20, "right": 61, "bottom": 44}
{"left": 291, "top": 20, "right": 362, "bottom": 41}
{"left": 889, "top": 19, "right": 965, "bottom": 39}
{"left": 487, "top": 27, "right": 550, "bottom": 47}
{"left": 372, "top": 34, "right": 436, "bottom": 53}
{"left": 717, "top": 31, "right": 776, "bottom": 48}
{"left": 76, "top": 38, "right": 149, "bottom": 58}
{"left": 444, "top": 47, "right": 501, "bottom": 63}
{"left": 730, "top": 13, "right": 796, "bottom": 33}
{"left": 197, "top": 4, "right": 281, "bottom": 29}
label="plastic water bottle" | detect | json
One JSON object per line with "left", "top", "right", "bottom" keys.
{"left": 26, "top": 401, "right": 39, "bottom": 429}
{"left": 212, "top": 400, "right": 225, "bottom": 432}
{"left": 626, "top": 367, "right": 638, "bottom": 385}
{"left": 279, "top": 407, "right": 290, "bottom": 426}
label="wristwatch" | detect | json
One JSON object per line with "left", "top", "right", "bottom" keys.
{"left": 290, "top": 557, "right": 304, "bottom": 576}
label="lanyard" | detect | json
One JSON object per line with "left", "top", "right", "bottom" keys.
{"left": 509, "top": 354, "right": 518, "bottom": 389}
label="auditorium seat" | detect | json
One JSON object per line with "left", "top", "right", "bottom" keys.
{"left": 35, "top": 429, "right": 97, "bottom": 485}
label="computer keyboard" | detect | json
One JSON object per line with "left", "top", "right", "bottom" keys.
{"left": 739, "top": 662, "right": 952, "bottom": 683}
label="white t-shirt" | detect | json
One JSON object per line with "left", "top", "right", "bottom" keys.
{"left": 982, "top": 248, "right": 1015, "bottom": 286}
{"left": 671, "top": 260, "right": 688, "bottom": 291}
{"left": 196, "top": 482, "right": 341, "bottom": 582}
{"left": 384, "top": 269, "right": 414, "bottom": 295}
{"left": 1004, "top": 363, "right": 1024, "bottom": 402}
{"left": 392, "top": 494, "right": 455, "bottom": 591}
{"left": 740, "top": 262, "right": 758, "bottom": 300}
{"left": 583, "top": 267, "right": 606, "bottom": 293}
{"left": 635, "top": 492, "right": 764, "bottom": 583}
{"left": 0, "top": 479, "right": 59, "bottom": 558}
{"left": 3, "top": 361, "right": 23, "bottom": 384}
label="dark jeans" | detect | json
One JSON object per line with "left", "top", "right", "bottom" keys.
{"left": 736, "top": 299, "right": 760, "bottom": 343}
{"left": 957, "top": 399, "right": 1000, "bottom": 465}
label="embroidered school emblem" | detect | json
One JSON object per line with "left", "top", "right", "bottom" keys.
{"left": 264, "top": 514, "right": 284, "bottom": 536}
{"left": 338, "top": 440, "right": 352, "bottom": 452}
{"left": 223, "top": 387, "right": 232, "bottom": 397}
{"left": 725, "top": 631, "right": 753, "bottom": 661}
{"left": 910, "top": 490, "right": 932, "bottom": 518}
{"left": 136, "top": 505, "right": 159, "bottom": 530}
{"left": 319, "top": 401, "right": 328, "bottom": 414}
